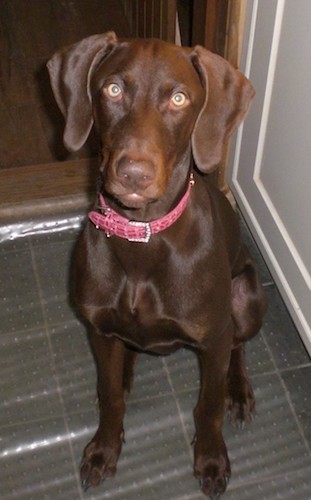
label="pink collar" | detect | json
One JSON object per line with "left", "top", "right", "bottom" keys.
{"left": 88, "top": 174, "right": 194, "bottom": 243}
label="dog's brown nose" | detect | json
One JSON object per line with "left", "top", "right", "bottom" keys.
{"left": 116, "top": 157, "right": 155, "bottom": 191}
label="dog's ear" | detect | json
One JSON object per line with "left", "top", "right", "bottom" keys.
{"left": 47, "top": 32, "right": 117, "bottom": 152}
{"left": 191, "top": 46, "right": 255, "bottom": 173}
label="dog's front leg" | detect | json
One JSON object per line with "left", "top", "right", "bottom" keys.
{"left": 193, "top": 327, "right": 232, "bottom": 498}
{"left": 80, "top": 330, "right": 130, "bottom": 490}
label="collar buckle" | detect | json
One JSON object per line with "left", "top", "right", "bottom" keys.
{"left": 127, "top": 220, "right": 152, "bottom": 243}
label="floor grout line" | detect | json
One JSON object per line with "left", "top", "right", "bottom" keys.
{"left": 28, "top": 237, "right": 84, "bottom": 499}
{"left": 162, "top": 357, "right": 196, "bottom": 463}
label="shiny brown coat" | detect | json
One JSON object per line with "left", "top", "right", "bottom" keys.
{"left": 48, "top": 32, "right": 267, "bottom": 498}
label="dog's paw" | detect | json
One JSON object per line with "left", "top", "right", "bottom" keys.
{"left": 194, "top": 442, "right": 231, "bottom": 498}
{"left": 80, "top": 438, "right": 122, "bottom": 490}
{"left": 226, "top": 377, "right": 255, "bottom": 428}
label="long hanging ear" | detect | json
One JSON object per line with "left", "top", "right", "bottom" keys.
{"left": 47, "top": 32, "right": 117, "bottom": 152}
{"left": 191, "top": 46, "right": 255, "bottom": 173}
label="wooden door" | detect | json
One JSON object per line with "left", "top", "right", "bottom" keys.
{"left": 122, "top": 0, "right": 177, "bottom": 42}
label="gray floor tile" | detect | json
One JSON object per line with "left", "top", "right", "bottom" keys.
{"left": 0, "top": 327, "right": 63, "bottom": 426}
{"left": 0, "top": 235, "right": 30, "bottom": 254}
{"left": 32, "top": 238, "right": 76, "bottom": 325}
{"left": 129, "top": 353, "right": 173, "bottom": 401}
{"left": 49, "top": 320, "right": 97, "bottom": 416}
{"left": 0, "top": 249, "right": 44, "bottom": 333}
{"left": 281, "top": 366, "right": 311, "bottom": 448}
{"left": 0, "top": 417, "right": 80, "bottom": 499}
{"left": 262, "top": 286, "right": 311, "bottom": 370}
{"left": 163, "top": 347, "right": 200, "bottom": 393}
{"left": 245, "top": 332, "right": 275, "bottom": 376}
{"left": 226, "top": 466, "right": 311, "bottom": 499}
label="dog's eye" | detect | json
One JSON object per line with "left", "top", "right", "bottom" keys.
{"left": 105, "top": 83, "right": 123, "bottom": 100}
{"left": 170, "top": 92, "right": 188, "bottom": 108}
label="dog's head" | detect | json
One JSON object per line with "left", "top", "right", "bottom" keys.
{"left": 47, "top": 32, "right": 254, "bottom": 208}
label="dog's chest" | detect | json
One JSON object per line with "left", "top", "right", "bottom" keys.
{"left": 107, "top": 280, "right": 202, "bottom": 353}
{"left": 88, "top": 232, "right": 232, "bottom": 353}
{"left": 121, "top": 281, "right": 156, "bottom": 325}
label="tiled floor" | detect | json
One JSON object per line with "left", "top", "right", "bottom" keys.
{"left": 1, "top": 215, "right": 310, "bottom": 499}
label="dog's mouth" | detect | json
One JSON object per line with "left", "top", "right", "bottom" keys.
{"left": 103, "top": 180, "right": 159, "bottom": 209}
{"left": 105, "top": 190, "right": 156, "bottom": 210}
{"left": 121, "top": 192, "right": 147, "bottom": 206}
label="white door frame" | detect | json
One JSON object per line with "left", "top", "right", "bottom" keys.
{"left": 229, "top": 0, "right": 311, "bottom": 355}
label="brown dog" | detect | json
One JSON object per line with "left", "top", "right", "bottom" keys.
{"left": 48, "top": 32, "right": 267, "bottom": 497}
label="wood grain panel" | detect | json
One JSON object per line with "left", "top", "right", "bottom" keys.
{"left": 0, "top": 0, "right": 130, "bottom": 169}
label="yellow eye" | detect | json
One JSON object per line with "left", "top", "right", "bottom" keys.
{"left": 170, "top": 92, "right": 187, "bottom": 107}
{"left": 105, "top": 83, "right": 122, "bottom": 99}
